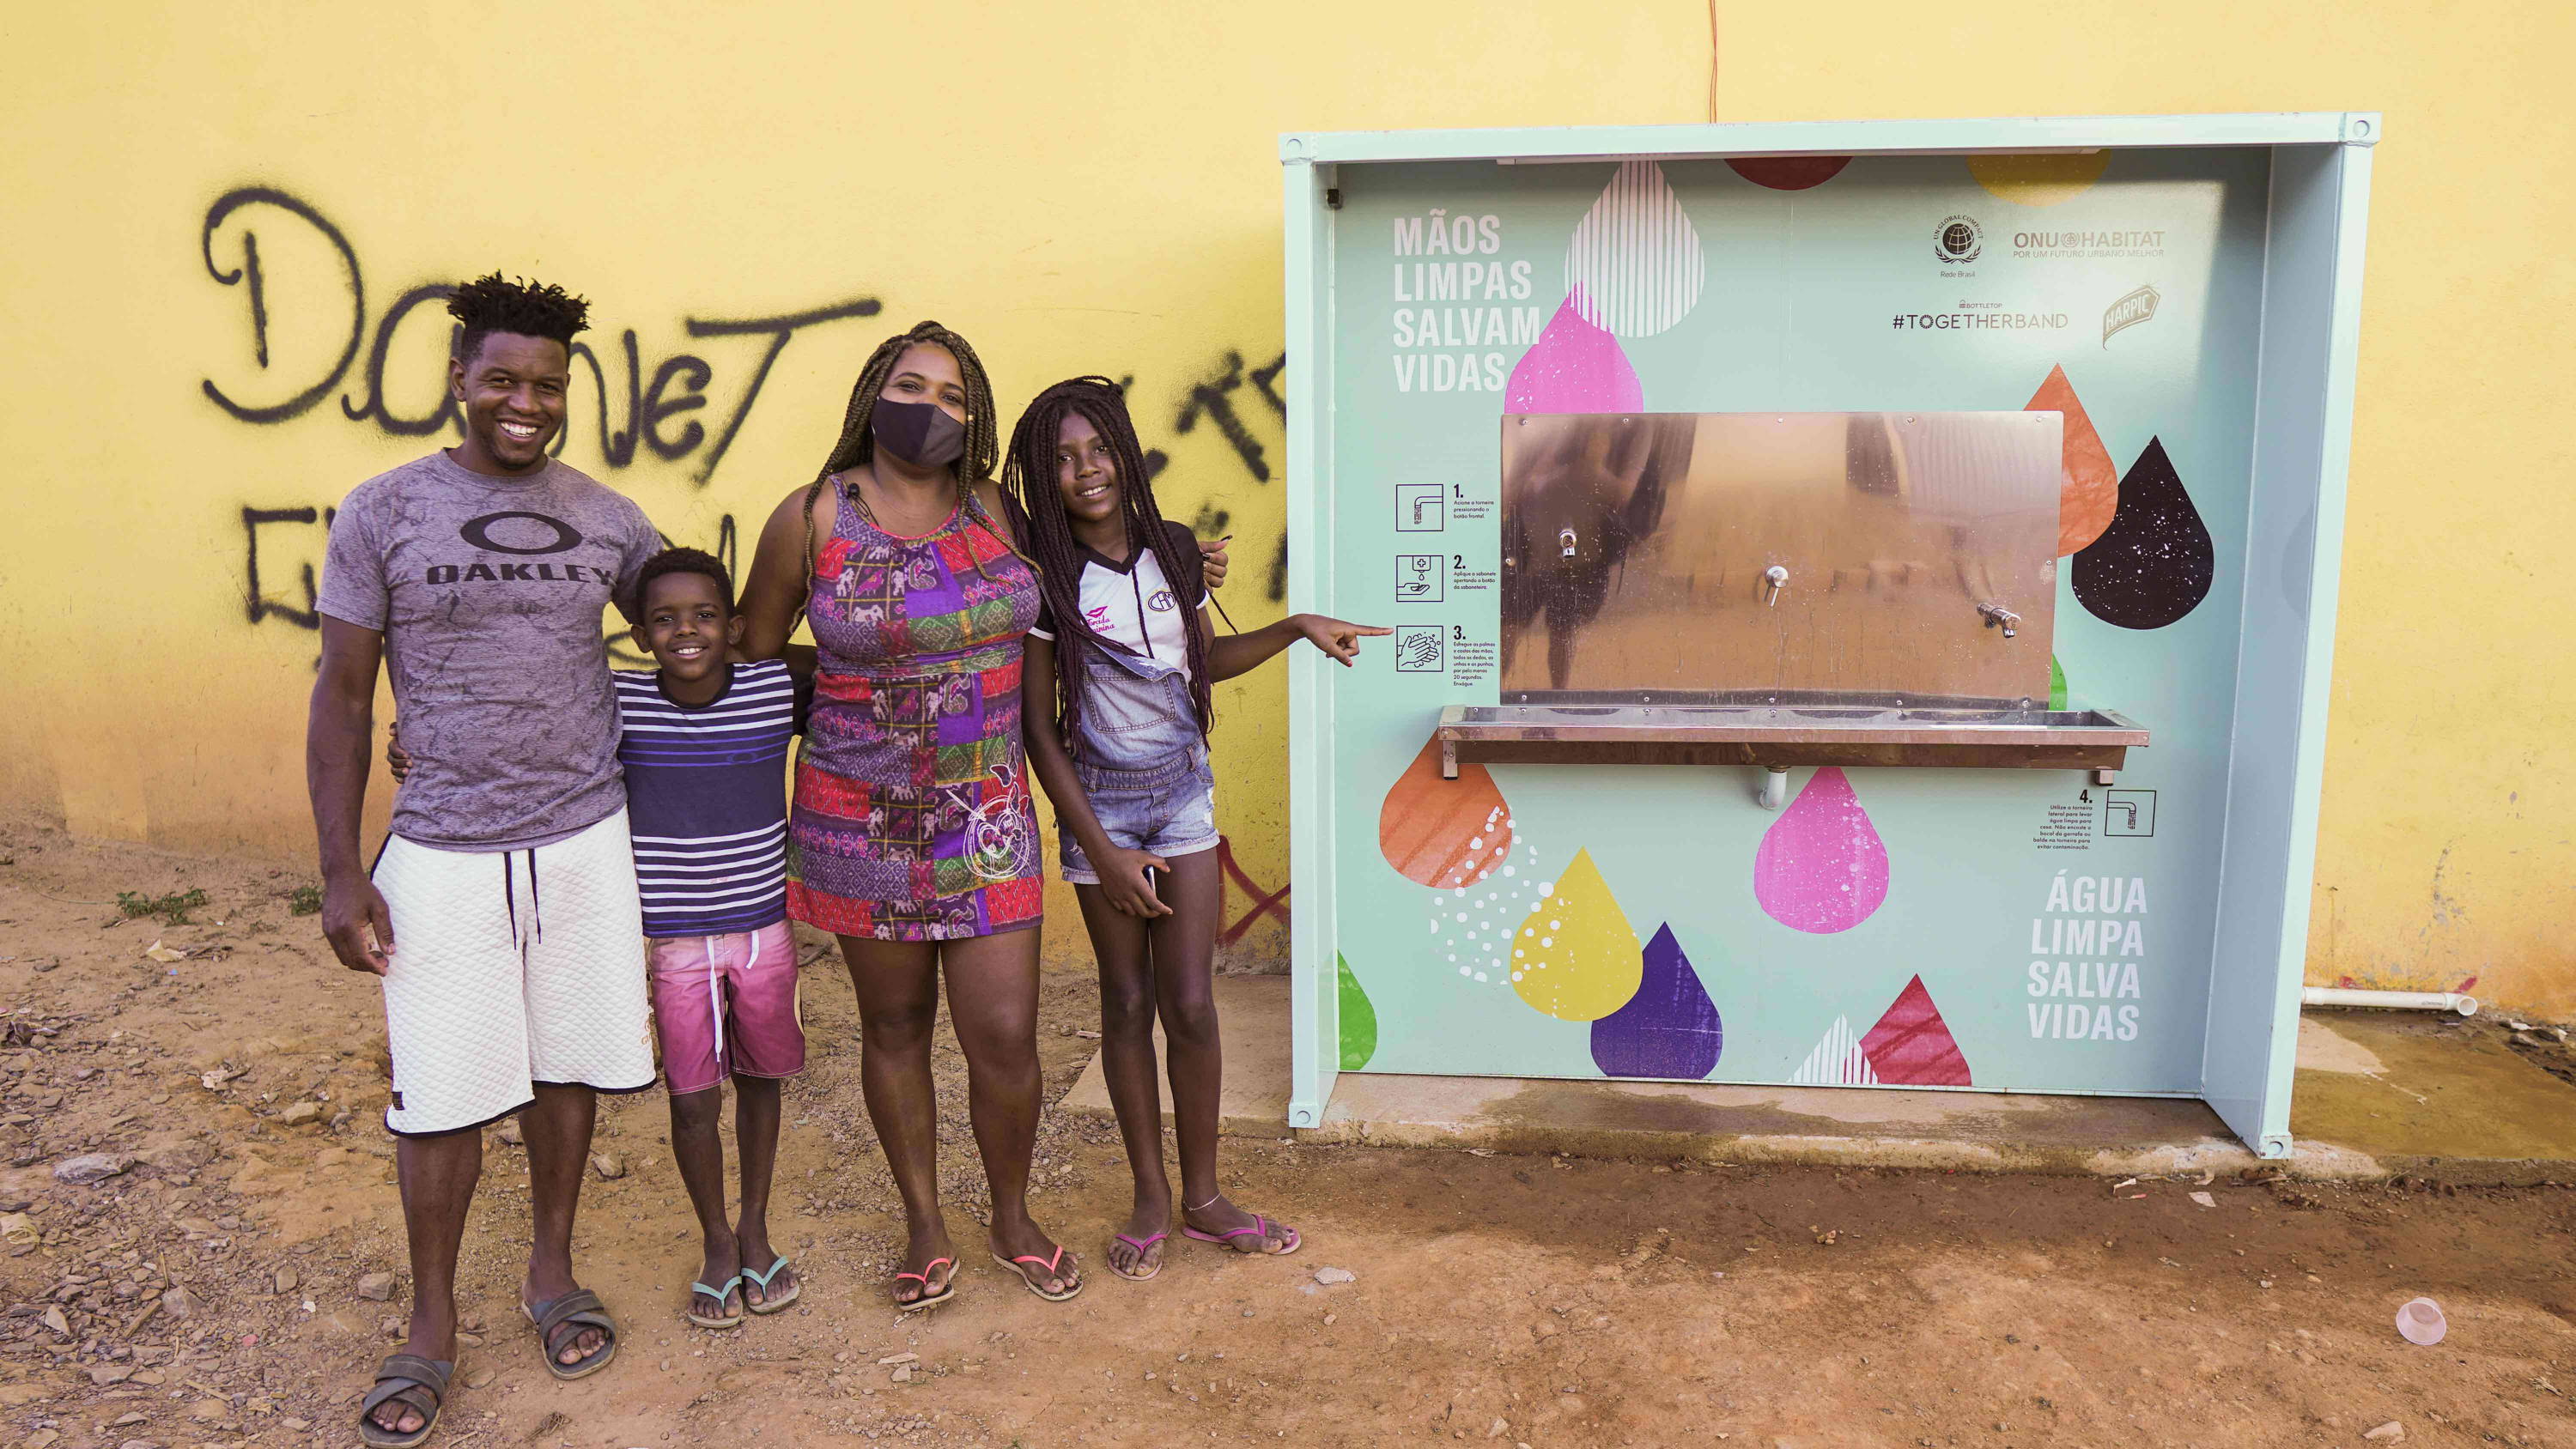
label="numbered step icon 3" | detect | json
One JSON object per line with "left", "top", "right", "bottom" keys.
{"left": 1394, "top": 624, "right": 1446, "bottom": 674}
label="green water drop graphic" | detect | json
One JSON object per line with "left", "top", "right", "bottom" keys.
{"left": 2049, "top": 655, "right": 2069, "bottom": 711}
{"left": 1336, "top": 952, "right": 1378, "bottom": 1070}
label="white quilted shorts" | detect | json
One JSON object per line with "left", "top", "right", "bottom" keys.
{"left": 372, "top": 809, "right": 655, "bottom": 1137}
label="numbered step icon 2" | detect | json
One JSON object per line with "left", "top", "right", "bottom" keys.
{"left": 1394, "top": 624, "right": 1445, "bottom": 674}
{"left": 1395, "top": 554, "right": 1446, "bottom": 603}
{"left": 1395, "top": 482, "right": 1444, "bottom": 532}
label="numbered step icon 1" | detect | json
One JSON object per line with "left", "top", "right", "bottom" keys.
{"left": 1395, "top": 482, "right": 1444, "bottom": 532}
{"left": 1395, "top": 554, "right": 1447, "bottom": 603}
{"left": 1394, "top": 624, "right": 1445, "bottom": 674}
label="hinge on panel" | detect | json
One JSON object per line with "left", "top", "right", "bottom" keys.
{"left": 1324, "top": 187, "right": 1342, "bottom": 210}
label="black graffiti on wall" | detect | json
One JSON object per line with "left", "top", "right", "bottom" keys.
{"left": 199, "top": 186, "right": 878, "bottom": 484}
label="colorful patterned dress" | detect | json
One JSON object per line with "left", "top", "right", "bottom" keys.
{"left": 787, "top": 484, "right": 1045, "bottom": 941}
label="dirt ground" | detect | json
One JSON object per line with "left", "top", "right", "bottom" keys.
{"left": 1, "top": 811, "right": 2572, "bottom": 1449}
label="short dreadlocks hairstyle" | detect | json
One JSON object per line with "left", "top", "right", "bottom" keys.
{"left": 812, "top": 320, "right": 999, "bottom": 488}
{"left": 1002, "top": 377, "right": 1213, "bottom": 755}
{"left": 619, "top": 546, "right": 732, "bottom": 626}
{"left": 447, "top": 273, "right": 590, "bottom": 364}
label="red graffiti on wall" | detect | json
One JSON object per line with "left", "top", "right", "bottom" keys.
{"left": 1216, "top": 836, "right": 1290, "bottom": 946}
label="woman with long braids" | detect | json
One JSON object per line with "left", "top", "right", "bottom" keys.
{"left": 738, "top": 325, "right": 1221, "bottom": 1309}
{"left": 1005, "top": 378, "right": 1382, "bottom": 1282}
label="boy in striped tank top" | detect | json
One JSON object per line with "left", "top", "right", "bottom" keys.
{"left": 611, "top": 548, "right": 811, "bottom": 1328}
{"left": 408, "top": 548, "right": 811, "bottom": 1327}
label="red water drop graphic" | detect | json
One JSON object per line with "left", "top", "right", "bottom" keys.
{"left": 1858, "top": 975, "right": 1972, "bottom": 1086}
{"left": 2026, "top": 364, "right": 2119, "bottom": 555}
{"left": 1752, "top": 767, "right": 1889, "bottom": 934}
{"left": 1725, "top": 156, "right": 1851, "bottom": 191}
{"left": 1505, "top": 294, "right": 1643, "bottom": 414}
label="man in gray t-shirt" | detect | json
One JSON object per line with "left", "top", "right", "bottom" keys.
{"left": 319, "top": 449, "right": 659, "bottom": 850}
{"left": 309, "top": 276, "right": 654, "bottom": 1444}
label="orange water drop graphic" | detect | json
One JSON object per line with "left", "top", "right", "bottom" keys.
{"left": 1753, "top": 767, "right": 1889, "bottom": 934}
{"left": 2026, "top": 364, "right": 2119, "bottom": 555}
{"left": 1378, "top": 737, "right": 1516, "bottom": 889}
{"left": 1509, "top": 849, "right": 1643, "bottom": 1022}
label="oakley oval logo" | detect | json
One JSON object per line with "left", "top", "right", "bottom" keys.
{"left": 459, "top": 511, "right": 585, "bottom": 555}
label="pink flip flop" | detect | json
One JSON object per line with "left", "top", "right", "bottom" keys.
{"left": 1183, "top": 1214, "right": 1301, "bottom": 1257}
{"left": 1108, "top": 1231, "right": 1168, "bottom": 1282}
{"left": 990, "top": 1245, "right": 1083, "bottom": 1302}
{"left": 892, "top": 1255, "right": 956, "bottom": 1314}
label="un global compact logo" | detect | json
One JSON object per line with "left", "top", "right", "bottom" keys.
{"left": 1934, "top": 215, "right": 1983, "bottom": 265}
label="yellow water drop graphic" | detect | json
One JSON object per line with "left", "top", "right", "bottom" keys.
{"left": 1966, "top": 152, "right": 2111, "bottom": 207}
{"left": 1510, "top": 849, "right": 1643, "bottom": 1022}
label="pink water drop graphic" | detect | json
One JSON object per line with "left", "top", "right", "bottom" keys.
{"left": 1753, "top": 767, "right": 1890, "bottom": 934}
{"left": 1505, "top": 294, "right": 1643, "bottom": 415}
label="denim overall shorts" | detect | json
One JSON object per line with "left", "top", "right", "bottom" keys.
{"left": 1056, "top": 639, "right": 1216, "bottom": 883}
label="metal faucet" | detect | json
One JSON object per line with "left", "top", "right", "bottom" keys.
{"left": 1977, "top": 602, "right": 2021, "bottom": 639}
{"left": 1558, "top": 527, "right": 1577, "bottom": 559}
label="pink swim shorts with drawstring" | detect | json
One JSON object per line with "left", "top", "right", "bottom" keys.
{"left": 645, "top": 920, "right": 804, "bottom": 1096}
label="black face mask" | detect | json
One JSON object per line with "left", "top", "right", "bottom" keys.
{"left": 872, "top": 397, "right": 968, "bottom": 471}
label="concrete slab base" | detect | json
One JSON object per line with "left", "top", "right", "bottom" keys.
{"left": 1057, "top": 975, "right": 2576, "bottom": 1183}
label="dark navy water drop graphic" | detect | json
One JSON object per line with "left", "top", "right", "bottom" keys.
{"left": 1589, "top": 925, "right": 1722, "bottom": 1079}
{"left": 2073, "top": 437, "right": 2213, "bottom": 630}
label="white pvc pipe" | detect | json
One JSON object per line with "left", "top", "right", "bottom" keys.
{"left": 1757, "top": 767, "right": 1789, "bottom": 810}
{"left": 2301, "top": 986, "right": 2478, "bottom": 1016}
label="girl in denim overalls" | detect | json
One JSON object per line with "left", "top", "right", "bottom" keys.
{"left": 1005, "top": 378, "right": 1385, "bottom": 1282}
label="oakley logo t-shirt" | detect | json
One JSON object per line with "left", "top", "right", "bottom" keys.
{"left": 319, "top": 450, "right": 662, "bottom": 852}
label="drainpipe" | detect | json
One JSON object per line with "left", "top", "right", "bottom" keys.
{"left": 2300, "top": 986, "right": 2478, "bottom": 1016}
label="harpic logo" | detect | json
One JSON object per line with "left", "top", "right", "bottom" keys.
{"left": 2102, "top": 285, "right": 2160, "bottom": 348}
{"left": 1934, "top": 215, "right": 1983, "bottom": 265}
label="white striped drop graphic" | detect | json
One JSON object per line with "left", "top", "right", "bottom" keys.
{"left": 1564, "top": 160, "right": 1708, "bottom": 339}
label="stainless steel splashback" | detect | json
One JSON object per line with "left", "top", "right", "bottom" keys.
{"left": 1498, "top": 411, "right": 2063, "bottom": 705}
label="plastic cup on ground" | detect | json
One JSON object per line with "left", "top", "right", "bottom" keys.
{"left": 2395, "top": 1297, "right": 2446, "bottom": 1346}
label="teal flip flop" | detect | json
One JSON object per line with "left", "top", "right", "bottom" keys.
{"left": 743, "top": 1255, "right": 800, "bottom": 1315}
{"left": 686, "top": 1274, "right": 743, "bottom": 1330}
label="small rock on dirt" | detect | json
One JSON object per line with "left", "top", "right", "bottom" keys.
{"left": 276, "top": 1101, "right": 322, "bottom": 1127}
{"left": 1314, "top": 1266, "right": 1357, "bottom": 1285}
{"left": 2363, "top": 1424, "right": 2403, "bottom": 1442}
{"left": 52, "top": 1152, "right": 135, "bottom": 1185}
{"left": 160, "top": 1285, "right": 197, "bottom": 1319}
{"left": 591, "top": 1152, "right": 626, "bottom": 1180}
{"left": 90, "top": 1363, "right": 135, "bottom": 1385}
{"left": 494, "top": 1119, "right": 524, "bottom": 1146}
{"left": 273, "top": 1266, "right": 298, "bottom": 1294}
{"left": 40, "top": 1305, "right": 70, "bottom": 1336}
{"left": 2189, "top": 1191, "right": 2217, "bottom": 1209}
{"left": 356, "top": 1270, "right": 398, "bottom": 1301}
{"left": 465, "top": 1366, "right": 496, "bottom": 1389}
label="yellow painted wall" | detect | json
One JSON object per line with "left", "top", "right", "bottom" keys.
{"left": 3, "top": 3, "right": 2569, "bottom": 1009}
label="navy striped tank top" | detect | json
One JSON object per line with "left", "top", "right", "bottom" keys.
{"left": 613, "top": 658, "right": 801, "bottom": 938}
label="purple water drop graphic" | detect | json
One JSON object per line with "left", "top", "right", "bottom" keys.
{"left": 2072, "top": 436, "right": 2214, "bottom": 630}
{"left": 1753, "top": 767, "right": 1890, "bottom": 934}
{"left": 1505, "top": 295, "right": 1643, "bottom": 414}
{"left": 1589, "top": 925, "right": 1722, "bottom": 1079}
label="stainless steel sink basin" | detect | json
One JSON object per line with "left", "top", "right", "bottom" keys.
{"left": 1433, "top": 702, "right": 2147, "bottom": 781}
